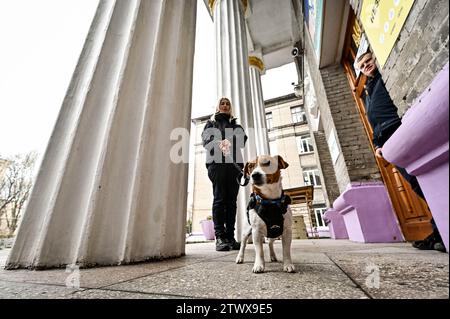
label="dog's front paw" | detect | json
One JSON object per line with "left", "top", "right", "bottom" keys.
{"left": 283, "top": 263, "right": 295, "bottom": 273}
{"left": 252, "top": 263, "right": 265, "bottom": 273}
{"left": 236, "top": 255, "right": 244, "bottom": 264}
{"left": 270, "top": 255, "right": 278, "bottom": 262}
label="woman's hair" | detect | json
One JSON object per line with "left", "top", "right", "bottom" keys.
{"left": 215, "top": 97, "right": 234, "bottom": 118}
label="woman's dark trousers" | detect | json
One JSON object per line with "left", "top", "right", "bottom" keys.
{"left": 207, "top": 164, "right": 240, "bottom": 240}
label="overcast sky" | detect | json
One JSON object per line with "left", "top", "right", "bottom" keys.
{"left": 0, "top": 0, "right": 297, "bottom": 160}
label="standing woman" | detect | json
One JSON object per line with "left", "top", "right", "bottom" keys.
{"left": 202, "top": 97, "right": 247, "bottom": 251}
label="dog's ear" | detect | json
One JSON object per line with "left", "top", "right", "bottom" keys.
{"left": 243, "top": 162, "right": 251, "bottom": 177}
{"left": 276, "top": 155, "right": 289, "bottom": 169}
{"left": 243, "top": 157, "right": 258, "bottom": 177}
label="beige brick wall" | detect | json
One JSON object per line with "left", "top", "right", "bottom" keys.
{"left": 0, "top": 159, "right": 8, "bottom": 180}
{"left": 266, "top": 96, "right": 328, "bottom": 209}
{"left": 0, "top": 159, "right": 10, "bottom": 236}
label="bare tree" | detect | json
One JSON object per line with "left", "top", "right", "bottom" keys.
{"left": 0, "top": 152, "right": 37, "bottom": 236}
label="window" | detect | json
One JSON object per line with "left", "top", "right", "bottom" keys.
{"left": 266, "top": 112, "right": 273, "bottom": 129}
{"left": 296, "top": 136, "right": 314, "bottom": 153}
{"left": 303, "top": 169, "right": 321, "bottom": 187}
{"left": 314, "top": 208, "right": 327, "bottom": 228}
{"left": 291, "top": 106, "right": 306, "bottom": 123}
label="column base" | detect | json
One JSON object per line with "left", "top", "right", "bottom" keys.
{"left": 323, "top": 208, "right": 348, "bottom": 239}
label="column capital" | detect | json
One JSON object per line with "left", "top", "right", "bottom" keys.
{"left": 208, "top": 0, "right": 215, "bottom": 12}
{"left": 209, "top": 0, "right": 248, "bottom": 15}
{"left": 248, "top": 55, "right": 265, "bottom": 73}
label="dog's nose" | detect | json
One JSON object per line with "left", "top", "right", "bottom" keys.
{"left": 251, "top": 172, "right": 263, "bottom": 181}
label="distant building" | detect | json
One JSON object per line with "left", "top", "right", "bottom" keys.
{"left": 265, "top": 93, "right": 330, "bottom": 237}
{"left": 0, "top": 158, "right": 11, "bottom": 236}
{"left": 0, "top": 158, "right": 8, "bottom": 179}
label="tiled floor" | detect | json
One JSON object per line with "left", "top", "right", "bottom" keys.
{"left": 0, "top": 239, "right": 448, "bottom": 299}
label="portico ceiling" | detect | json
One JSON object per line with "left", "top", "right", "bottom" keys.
{"left": 204, "top": 0, "right": 303, "bottom": 70}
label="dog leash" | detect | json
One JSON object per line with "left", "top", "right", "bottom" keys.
{"left": 233, "top": 161, "right": 250, "bottom": 187}
{"left": 223, "top": 153, "right": 250, "bottom": 187}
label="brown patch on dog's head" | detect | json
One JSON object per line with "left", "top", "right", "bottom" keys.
{"left": 264, "top": 155, "right": 289, "bottom": 184}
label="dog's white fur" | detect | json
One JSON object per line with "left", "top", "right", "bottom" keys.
{"left": 236, "top": 155, "right": 295, "bottom": 273}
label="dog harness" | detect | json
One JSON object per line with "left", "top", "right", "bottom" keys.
{"left": 246, "top": 192, "right": 291, "bottom": 238}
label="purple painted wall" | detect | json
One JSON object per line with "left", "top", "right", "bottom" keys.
{"left": 383, "top": 63, "right": 449, "bottom": 252}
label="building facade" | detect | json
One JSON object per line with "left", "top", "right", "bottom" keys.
{"left": 265, "top": 93, "right": 330, "bottom": 237}
{"left": 303, "top": 0, "right": 448, "bottom": 248}
{"left": 0, "top": 158, "right": 11, "bottom": 236}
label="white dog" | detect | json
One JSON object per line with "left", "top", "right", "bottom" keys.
{"left": 236, "top": 155, "right": 295, "bottom": 273}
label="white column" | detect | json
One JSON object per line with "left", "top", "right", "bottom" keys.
{"left": 249, "top": 54, "right": 270, "bottom": 155}
{"left": 6, "top": 0, "right": 197, "bottom": 269}
{"left": 212, "top": 0, "right": 256, "bottom": 239}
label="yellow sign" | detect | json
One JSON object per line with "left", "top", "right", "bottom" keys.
{"left": 360, "top": 0, "right": 414, "bottom": 67}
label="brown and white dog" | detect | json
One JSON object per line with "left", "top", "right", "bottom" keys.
{"left": 236, "top": 155, "right": 295, "bottom": 273}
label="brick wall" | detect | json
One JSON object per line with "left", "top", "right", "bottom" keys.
{"left": 305, "top": 21, "right": 381, "bottom": 193}
{"left": 304, "top": 39, "right": 350, "bottom": 193}
{"left": 313, "top": 131, "right": 340, "bottom": 204}
{"left": 351, "top": 0, "right": 449, "bottom": 115}
{"left": 320, "top": 65, "right": 381, "bottom": 187}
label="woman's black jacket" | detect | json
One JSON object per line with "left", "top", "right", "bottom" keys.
{"left": 201, "top": 112, "right": 247, "bottom": 169}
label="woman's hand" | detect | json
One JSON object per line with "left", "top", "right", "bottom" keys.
{"left": 219, "top": 139, "right": 231, "bottom": 155}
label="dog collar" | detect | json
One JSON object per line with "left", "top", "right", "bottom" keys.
{"left": 254, "top": 193, "right": 290, "bottom": 207}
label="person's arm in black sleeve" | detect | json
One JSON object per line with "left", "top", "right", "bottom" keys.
{"left": 202, "top": 120, "right": 220, "bottom": 148}
{"left": 202, "top": 120, "right": 224, "bottom": 164}
{"left": 233, "top": 125, "right": 247, "bottom": 149}
{"left": 372, "top": 135, "right": 382, "bottom": 150}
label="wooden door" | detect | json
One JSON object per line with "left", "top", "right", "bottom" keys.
{"left": 340, "top": 11, "right": 432, "bottom": 241}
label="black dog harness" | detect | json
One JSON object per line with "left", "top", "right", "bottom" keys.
{"left": 246, "top": 192, "right": 291, "bottom": 238}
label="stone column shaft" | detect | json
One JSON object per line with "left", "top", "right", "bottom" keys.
{"left": 7, "top": 0, "right": 197, "bottom": 269}
{"left": 249, "top": 56, "right": 270, "bottom": 156}
{"left": 213, "top": 0, "right": 256, "bottom": 239}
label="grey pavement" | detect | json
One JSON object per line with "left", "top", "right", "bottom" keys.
{"left": 0, "top": 239, "right": 447, "bottom": 299}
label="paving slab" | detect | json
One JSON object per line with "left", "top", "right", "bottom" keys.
{"left": 0, "top": 240, "right": 447, "bottom": 299}
{"left": 0, "top": 280, "right": 82, "bottom": 299}
{"left": 327, "top": 251, "right": 449, "bottom": 299}
{"left": 212, "top": 243, "right": 333, "bottom": 265}
{"left": 70, "top": 288, "right": 189, "bottom": 299}
{"left": 0, "top": 251, "right": 228, "bottom": 289}
{"left": 106, "top": 261, "right": 368, "bottom": 299}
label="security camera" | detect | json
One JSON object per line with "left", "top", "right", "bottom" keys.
{"left": 292, "top": 47, "right": 299, "bottom": 57}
